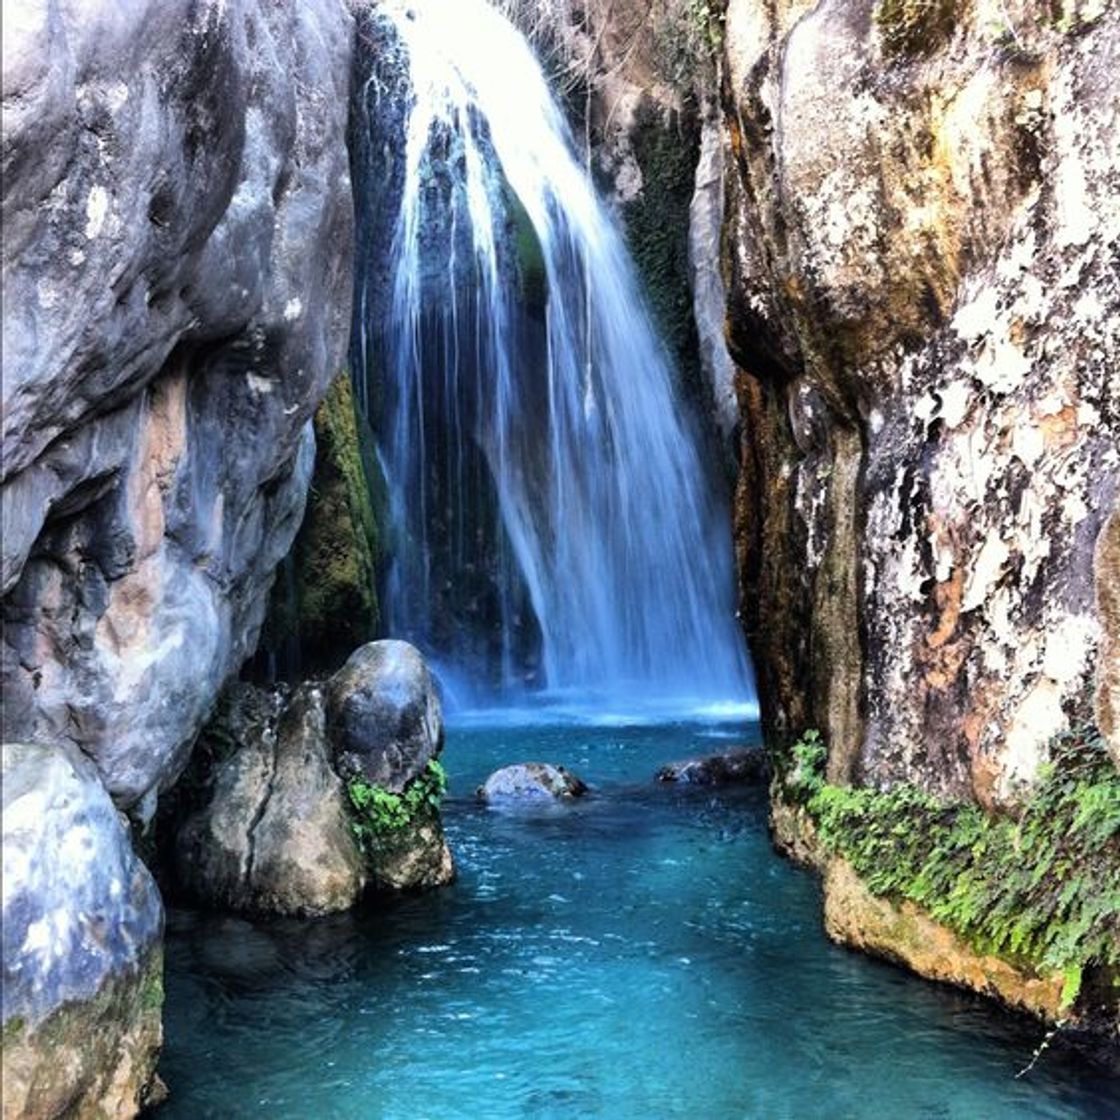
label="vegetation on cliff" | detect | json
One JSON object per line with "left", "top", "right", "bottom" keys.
{"left": 260, "top": 371, "right": 383, "bottom": 677}
{"left": 782, "top": 728, "right": 1120, "bottom": 1011}
{"left": 620, "top": 101, "right": 702, "bottom": 383}
{"left": 346, "top": 759, "right": 449, "bottom": 858}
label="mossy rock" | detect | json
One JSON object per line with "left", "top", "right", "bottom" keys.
{"left": 616, "top": 100, "right": 702, "bottom": 391}
{"left": 780, "top": 726, "right": 1120, "bottom": 1026}
{"left": 507, "top": 188, "right": 547, "bottom": 314}
{"left": 260, "top": 371, "right": 382, "bottom": 677}
{"left": 2, "top": 950, "right": 164, "bottom": 1120}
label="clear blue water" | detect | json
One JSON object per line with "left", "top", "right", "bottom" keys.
{"left": 158, "top": 718, "right": 1120, "bottom": 1118}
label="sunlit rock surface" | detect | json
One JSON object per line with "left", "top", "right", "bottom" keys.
{"left": 723, "top": 0, "right": 1120, "bottom": 802}
{"left": 1, "top": 742, "right": 164, "bottom": 1119}
{"left": 0, "top": 0, "right": 355, "bottom": 810}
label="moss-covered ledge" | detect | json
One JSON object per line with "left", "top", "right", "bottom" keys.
{"left": 770, "top": 729, "right": 1120, "bottom": 1039}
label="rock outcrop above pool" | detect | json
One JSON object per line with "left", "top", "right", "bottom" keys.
{"left": 171, "top": 642, "right": 453, "bottom": 914}
{"left": 175, "top": 684, "right": 368, "bottom": 917}
{"left": 768, "top": 788, "right": 1071, "bottom": 1026}
{"left": 656, "top": 748, "right": 769, "bottom": 786}
{"left": 479, "top": 763, "right": 589, "bottom": 803}
{"left": 328, "top": 641, "right": 444, "bottom": 793}
{"left": 1, "top": 742, "right": 164, "bottom": 1119}
{"left": 722, "top": 0, "right": 1120, "bottom": 802}
{"left": 0, "top": 0, "right": 355, "bottom": 814}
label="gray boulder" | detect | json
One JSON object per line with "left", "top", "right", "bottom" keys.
{"left": 478, "top": 763, "right": 589, "bottom": 803}
{"left": 2, "top": 742, "right": 164, "bottom": 1119}
{"left": 656, "top": 748, "right": 770, "bottom": 787}
{"left": 327, "top": 641, "right": 443, "bottom": 793}
{"left": 176, "top": 683, "right": 366, "bottom": 917}
{"left": 0, "top": 0, "right": 355, "bottom": 813}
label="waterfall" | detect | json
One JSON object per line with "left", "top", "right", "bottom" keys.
{"left": 351, "top": 0, "right": 753, "bottom": 711}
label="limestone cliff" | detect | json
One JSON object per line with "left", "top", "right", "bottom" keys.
{"left": 1, "top": 0, "right": 356, "bottom": 814}
{"left": 721, "top": 0, "right": 1119, "bottom": 803}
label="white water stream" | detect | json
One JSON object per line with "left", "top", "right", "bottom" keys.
{"left": 353, "top": 0, "right": 752, "bottom": 710}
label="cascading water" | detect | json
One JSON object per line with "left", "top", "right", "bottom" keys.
{"left": 351, "top": 0, "right": 753, "bottom": 710}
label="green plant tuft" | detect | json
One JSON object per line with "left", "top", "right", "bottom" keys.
{"left": 346, "top": 759, "right": 448, "bottom": 856}
{"left": 783, "top": 726, "right": 1120, "bottom": 1008}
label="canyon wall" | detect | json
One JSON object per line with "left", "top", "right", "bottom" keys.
{"left": 722, "top": 0, "right": 1119, "bottom": 802}
{"left": 1, "top": 0, "right": 356, "bottom": 814}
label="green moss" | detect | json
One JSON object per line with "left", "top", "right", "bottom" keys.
{"left": 139, "top": 967, "right": 164, "bottom": 1014}
{"left": 875, "top": 0, "right": 958, "bottom": 58}
{"left": 3, "top": 1016, "right": 26, "bottom": 1046}
{"left": 261, "top": 371, "right": 382, "bottom": 676}
{"left": 782, "top": 727, "right": 1120, "bottom": 1008}
{"left": 620, "top": 101, "right": 702, "bottom": 386}
{"left": 346, "top": 760, "right": 448, "bottom": 857}
{"left": 507, "top": 189, "right": 547, "bottom": 314}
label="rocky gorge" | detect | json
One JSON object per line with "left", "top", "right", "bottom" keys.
{"left": 2, "top": 0, "right": 1118, "bottom": 1115}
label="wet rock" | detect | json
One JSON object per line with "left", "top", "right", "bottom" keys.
{"left": 327, "top": 641, "right": 443, "bottom": 793}
{"left": 723, "top": 0, "right": 1120, "bottom": 800}
{"left": 176, "top": 684, "right": 366, "bottom": 917}
{"left": 823, "top": 859, "right": 1065, "bottom": 1023}
{"left": 478, "top": 763, "right": 588, "bottom": 803}
{"left": 2, "top": 742, "right": 164, "bottom": 1120}
{"left": 0, "top": 0, "right": 356, "bottom": 812}
{"left": 367, "top": 816, "right": 456, "bottom": 892}
{"left": 656, "top": 748, "right": 769, "bottom": 786}
{"left": 256, "top": 372, "right": 383, "bottom": 679}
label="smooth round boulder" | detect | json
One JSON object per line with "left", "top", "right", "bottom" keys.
{"left": 478, "top": 763, "right": 588, "bottom": 803}
{"left": 327, "top": 641, "right": 443, "bottom": 793}
{"left": 656, "top": 748, "right": 769, "bottom": 787}
{"left": 2, "top": 742, "right": 164, "bottom": 1120}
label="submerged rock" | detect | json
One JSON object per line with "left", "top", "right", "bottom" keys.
{"left": 478, "top": 763, "right": 588, "bottom": 803}
{"left": 327, "top": 640, "right": 443, "bottom": 793}
{"left": 656, "top": 748, "right": 769, "bottom": 786}
{"left": 175, "top": 684, "right": 366, "bottom": 917}
{"left": 1, "top": 742, "right": 164, "bottom": 1119}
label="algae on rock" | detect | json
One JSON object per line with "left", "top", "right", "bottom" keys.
{"left": 260, "top": 371, "right": 383, "bottom": 678}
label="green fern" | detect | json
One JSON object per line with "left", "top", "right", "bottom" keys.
{"left": 783, "top": 726, "right": 1120, "bottom": 1006}
{"left": 346, "top": 759, "right": 448, "bottom": 855}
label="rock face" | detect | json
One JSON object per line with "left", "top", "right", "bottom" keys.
{"left": 822, "top": 859, "right": 1065, "bottom": 1022}
{"left": 656, "top": 748, "right": 769, "bottom": 786}
{"left": 2, "top": 742, "right": 164, "bottom": 1119}
{"left": 175, "top": 684, "right": 367, "bottom": 917}
{"left": 722, "top": 0, "right": 1120, "bottom": 802}
{"left": 328, "top": 641, "right": 444, "bottom": 793}
{"left": 368, "top": 816, "right": 456, "bottom": 892}
{"left": 256, "top": 372, "right": 382, "bottom": 680}
{"left": 479, "top": 763, "right": 588, "bottom": 802}
{"left": 0, "top": 0, "right": 356, "bottom": 812}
